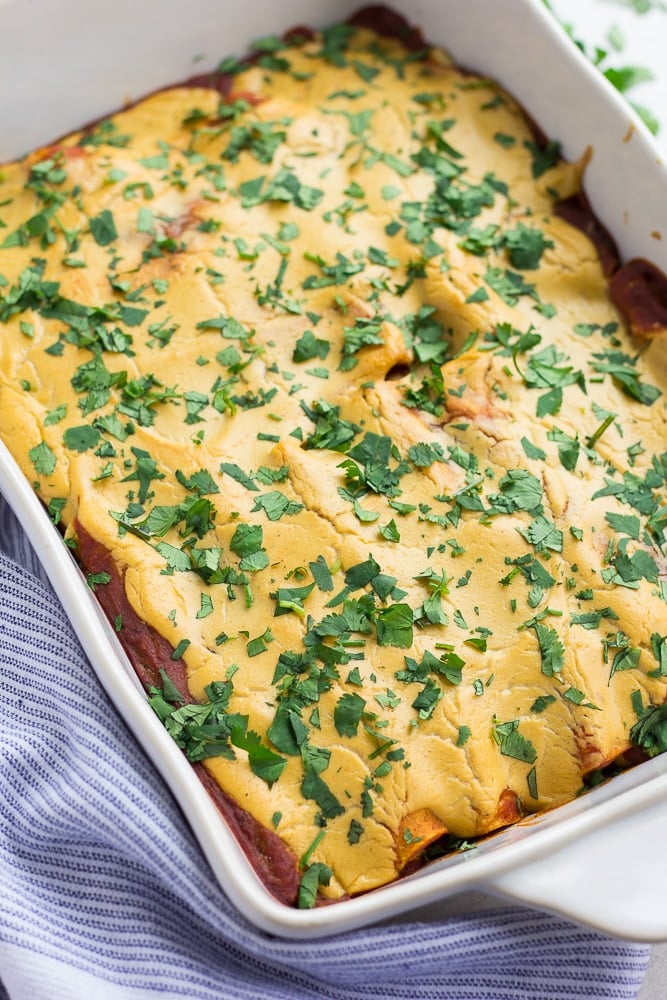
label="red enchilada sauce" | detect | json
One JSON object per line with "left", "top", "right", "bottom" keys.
{"left": 75, "top": 521, "right": 302, "bottom": 906}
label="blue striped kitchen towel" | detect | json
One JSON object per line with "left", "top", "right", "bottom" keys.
{"left": 0, "top": 496, "right": 650, "bottom": 1000}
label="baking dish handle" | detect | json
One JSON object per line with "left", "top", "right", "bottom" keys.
{"left": 484, "top": 794, "right": 667, "bottom": 942}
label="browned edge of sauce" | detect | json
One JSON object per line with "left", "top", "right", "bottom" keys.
{"left": 609, "top": 257, "right": 667, "bottom": 337}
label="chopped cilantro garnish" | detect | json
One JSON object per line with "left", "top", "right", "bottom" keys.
{"left": 493, "top": 720, "right": 537, "bottom": 763}
{"left": 456, "top": 725, "right": 471, "bottom": 746}
{"left": 298, "top": 862, "right": 333, "bottom": 909}
{"left": 271, "top": 583, "right": 315, "bottom": 618}
{"left": 604, "top": 631, "right": 641, "bottom": 681}
{"left": 523, "top": 138, "right": 561, "bottom": 177}
{"left": 220, "top": 462, "right": 259, "bottom": 491}
{"left": 309, "top": 556, "right": 334, "bottom": 592}
{"left": 246, "top": 627, "right": 274, "bottom": 657}
{"left": 229, "top": 722, "right": 286, "bottom": 784}
{"left": 590, "top": 350, "right": 661, "bottom": 405}
{"left": 293, "top": 329, "right": 330, "bottom": 363}
{"left": 407, "top": 441, "right": 445, "bottom": 467}
{"left": 301, "top": 399, "right": 360, "bottom": 451}
{"left": 531, "top": 694, "right": 557, "bottom": 713}
{"left": 241, "top": 168, "right": 324, "bottom": 211}
{"left": 89, "top": 209, "right": 117, "bottom": 246}
{"left": 375, "top": 604, "right": 414, "bottom": 648}
{"left": 251, "top": 490, "right": 304, "bottom": 521}
{"left": 503, "top": 223, "right": 554, "bottom": 270}
{"left": 340, "top": 316, "right": 385, "bottom": 370}
{"left": 630, "top": 702, "right": 667, "bottom": 758}
{"left": 301, "top": 767, "right": 344, "bottom": 819}
{"left": 28, "top": 440, "right": 56, "bottom": 475}
{"left": 529, "top": 623, "right": 564, "bottom": 676}
{"left": 649, "top": 633, "right": 667, "bottom": 677}
{"left": 63, "top": 425, "right": 101, "bottom": 453}
{"left": 518, "top": 515, "right": 563, "bottom": 554}
{"left": 547, "top": 427, "right": 580, "bottom": 472}
{"left": 334, "top": 692, "right": 366, "bottom": 737}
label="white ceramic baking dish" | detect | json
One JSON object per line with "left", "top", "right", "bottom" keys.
{"left": 1, "top": 0, "right": 667, "bottom": 941}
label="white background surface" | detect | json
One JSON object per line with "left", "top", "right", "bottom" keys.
{"left": 545, "top": 4, "right": 667, "bottom": 996}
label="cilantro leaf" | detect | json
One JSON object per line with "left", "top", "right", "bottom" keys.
{"left": 650, "top": 633, "right": 667, "bottom": 677}
{"left": 523, "top": 139, "right": 561, "bottom": 178}
{"left": 523, "top": 344, "right": 586, "bottom": 418}
{"left": 89, "top": 209, "right": 117, "bottom": 246}
{"left": 591, "top": 350, "right": 661, "bottom": 406}
{"left": 503, "top": 223, "right": 554, "bottom": 270}
{"left": 547, "top": 427, "right": 580, "bottom": 472}
{"left": 521, "top": 437, "right": 547, "bottom": 461}
{"left": 605, "top": 512, "right": 640, "bottom": 540}
{"left": 271, "top": 583, "right": 315, "bottom": 618}
{"left": 302, "top": 251, "right": 365, "bottom": 289}
{"left": 267, "top": 705, "right": 309, "bottom": 756}
{"left": 609, "top": 644, "right": 641, "bottom": 681}
{"left": 484, "top": 266, "right": 536, "bottom": 306}
{"left": 62, "top": 425, "right": 101, "bottom": 453}
{"left": 148, "top": 678, "right": 237, "bottom": 763}
{"left": 571, "top": 607, "right": 619, "bottom": 630}
{"left": 293, "top": 329, "right": 330, "bottom": 363}
{"left": 156, "top": 542, "right": 192, "bottom": 573}
{"left": 230, "top": 522, "right": 264, "bottom": 559}
{"left": 531, "top": 694, "right": 557, "bottom": 713}
{"left": 220, "top": 461, "right": 259, "bottom": 491}
{"left": 28, "top": 440, "right": 56, "bottom": 475}
{"left": 433, "top": 649, "right": 465, "bottom": 685}
{"left": 301, "top": 399, "right": 360, "bottom": 451}
{"left": 603, "top": 545, "right": 659, "bottom": 588}
{"left": 309, "top": 556, "right": 334, "bottom": 592}
{"left": 251, "top": 491, "right": 304, "bottom": 521}
{"left": 407, "top": 441, "right": 445, "bottom": 467}
{"left": 630, "top": 702, "right": 667, "bottom": 758}
{"left": 518, "top": 515, "right": 563, "bottom": 553}
{"left": 495, "top": 468, "right": 543, "bottom": 513}
{"left": 246, "top": 627, "right": 273, "bottom": 657}
{"left": 339, "top": 317, "right": 385, "bottom": 370}
{"left": 375, "top": 604, "right": 414, "bottom": 648}
{"left": 301, "top": 767, "right": 345, "bottom": 819}
{"left": 298, "top": 862, "right": 332, "bottom": 909}
{"left": 411, "top": 678, "right": 443, "bottom": 719}
{"left": 229, "top": 723, "right": 286, "bottom": 785}
{"left": 246, "top": 168, "right": 324, "bottom": 211}
{"left": 493, "top": 720, "right": 538, "bottom": 763}
{"left": 530, "top": 623, "right": 564, "bottom": 676}
{"left": 334, "top": 692, "right": 366, "bottom": 737}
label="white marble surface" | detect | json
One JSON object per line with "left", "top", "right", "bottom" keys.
{"left": 639, "top": 946, "right": 667, "bottom": 1000}
{"left": 545, "top": 2, "right": 667, "bottom": 995}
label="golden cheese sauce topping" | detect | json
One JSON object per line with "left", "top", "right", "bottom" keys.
{"left": 1, "top": 19, "right": 667, "bottom": 904}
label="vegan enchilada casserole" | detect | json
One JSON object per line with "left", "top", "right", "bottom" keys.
{"left": 1, "top": 7, "right": 666, "bottom": 907}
